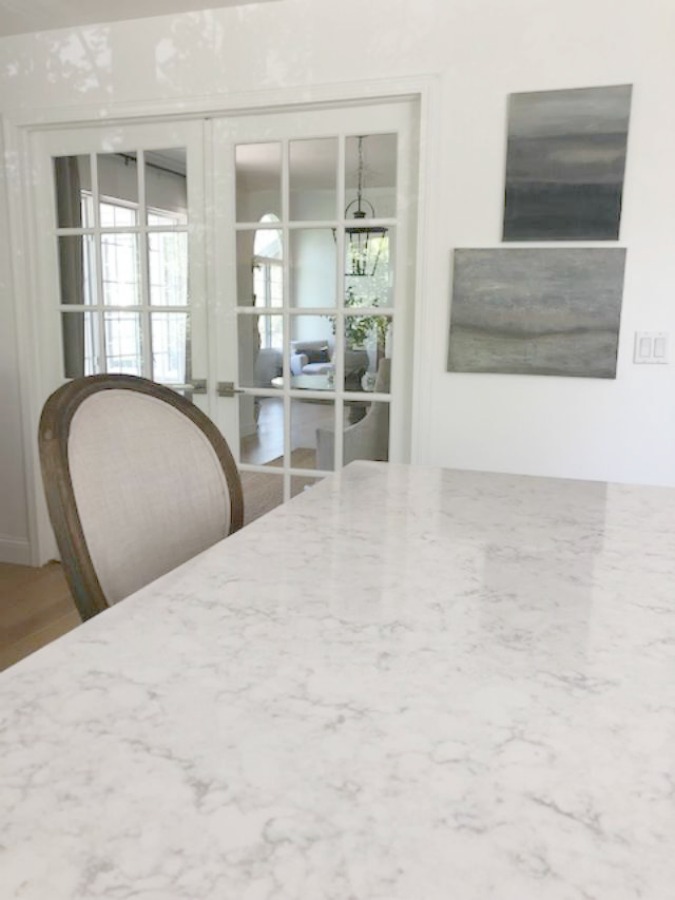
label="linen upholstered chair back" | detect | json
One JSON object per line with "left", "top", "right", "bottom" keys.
{"left": 39, "top": 375, "right": 243, "bottom": 621}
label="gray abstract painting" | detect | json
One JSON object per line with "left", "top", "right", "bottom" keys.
{"left": 447, "top": 249, "right": 626, "bottom": 378}
{"left": 503, "top": 85, "right": 632, "bottom": 241}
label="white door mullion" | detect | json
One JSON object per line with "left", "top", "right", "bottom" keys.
{"left": 390, "top": 117, "right": 411, "bottom": 463}
{"left": 202, "top": 117, "right": 217, "bottom": 419}
{"left": 137, "top": 149, "right": 153, "bottom": 379}
{"left": 333, "top": 132, "right": 346, "bottom": 472}
{"left": 91, "top": 153, "right": 107, "bottom": 374}
{"left": 281, "top": 136, "right": 292, "bottom": 502}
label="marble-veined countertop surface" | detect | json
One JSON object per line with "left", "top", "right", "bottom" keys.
{"left": 2, "top": 461, "right": 675, "bottom": 899}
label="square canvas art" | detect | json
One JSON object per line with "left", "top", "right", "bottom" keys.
{"left": 447, "top": 248, "right": 626, "bottom": 378}
{"left": 503, "top": 84, "right": 632, "bottom": 241}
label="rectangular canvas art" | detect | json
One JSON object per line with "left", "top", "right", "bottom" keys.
{"left": 447, "top": 248, "right": 626, "bottom": 378}
{"left": 503, "top": 84, "right": 632, "bottom": 241}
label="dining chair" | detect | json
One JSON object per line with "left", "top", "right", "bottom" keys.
{"left": 39, "top": 374, "right": 244, "bottom": 621}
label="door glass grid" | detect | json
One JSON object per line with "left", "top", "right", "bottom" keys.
{"left": 234, "top": 131, "right": 396, "bottom": 505}
{"left": 54, "top": 149, "right": 190, "bottom": 387}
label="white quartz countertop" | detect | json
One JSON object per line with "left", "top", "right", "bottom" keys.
{"left": 2, "top": 462, "right": 675, "bottom": 899}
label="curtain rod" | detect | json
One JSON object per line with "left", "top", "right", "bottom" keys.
{"left": 117, "top": 152, "right": 186, "bottom": 179}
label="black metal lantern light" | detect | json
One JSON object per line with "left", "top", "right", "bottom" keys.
{"left": 345, "top": 136, "right": 388, "bottom": 278}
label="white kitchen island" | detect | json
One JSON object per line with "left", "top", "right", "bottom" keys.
{"left": 2, "top": 462, "right": 674, "bottom": 899}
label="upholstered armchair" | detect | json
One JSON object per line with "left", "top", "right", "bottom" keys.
{"left": 315, "top": 357, "right": 391, "bottom": 470}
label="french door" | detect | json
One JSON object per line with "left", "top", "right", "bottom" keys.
{"left": 31, "top": 99, "right": 417, "bottom": 539}
{"left": 210, "top": 101, "right": 417, "bottom": 508}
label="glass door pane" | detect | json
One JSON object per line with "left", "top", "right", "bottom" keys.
{"left": 289, "top": 137, "right": 337, "bottom": 220}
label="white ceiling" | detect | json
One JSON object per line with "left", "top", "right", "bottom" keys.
{"left": 0, "top": 0, "right": 279, "bottom": 38}
{"left": 237, "top": 135, "right": 398, "bottom": 192}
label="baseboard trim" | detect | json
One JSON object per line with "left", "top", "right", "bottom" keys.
{"left": 0, "top": 535, "right": 31, "bottom": 566}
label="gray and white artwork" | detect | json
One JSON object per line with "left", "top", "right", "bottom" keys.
{"left": 447, "top": 249, "right": 626, "bottom": 378}
{"left": 503, "top": 85, "right": 632, "bottom": 241}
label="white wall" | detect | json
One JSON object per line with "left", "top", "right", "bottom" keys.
{"left": 1, "top": 0, "right": 674, "bottom": 559}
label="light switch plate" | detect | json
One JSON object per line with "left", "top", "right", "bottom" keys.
{"left": 634, "top": 332, "right": 669, "bottom": 364}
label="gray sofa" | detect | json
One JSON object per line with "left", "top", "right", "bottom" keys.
{"left": 290, "top": 339, "right": 369, "bottom": 390}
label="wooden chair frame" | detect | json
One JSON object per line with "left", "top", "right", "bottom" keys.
{"left": 39, "top": 374, "right": 244, "bottom": 622}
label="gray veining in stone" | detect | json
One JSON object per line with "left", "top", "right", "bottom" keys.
{"left": 2, "top": 462, "right": 675, "bottom": 898}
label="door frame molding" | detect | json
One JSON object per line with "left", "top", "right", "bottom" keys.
{"left": 2, "top": 73, "right": 441, "bottom": 564}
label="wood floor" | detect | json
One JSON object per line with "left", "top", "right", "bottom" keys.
{"left": 0, "top": 562, "right": 80, "bottom": 672}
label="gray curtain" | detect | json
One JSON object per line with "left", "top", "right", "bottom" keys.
{"left": 55, "top": 157, "right": 85, "bottom": 377}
